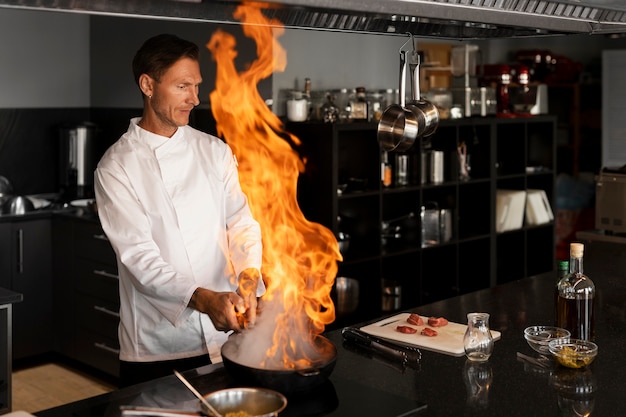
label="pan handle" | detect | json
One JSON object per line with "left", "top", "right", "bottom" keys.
{"left": 407, "top": 50, "right": 421, "bottom": 102}
{"left": 119, "top": 405, "right": 202, "bottom": 416}
{"left": 399, "top": 50, "right": 407, "bottom": 107}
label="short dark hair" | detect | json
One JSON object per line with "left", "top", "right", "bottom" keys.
{"left": 132, "top": 34, "right": 199, "bottom": 86}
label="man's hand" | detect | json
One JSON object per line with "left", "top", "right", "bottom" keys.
{"left": 236, "top": 268, "right": 261, "bottom": 328}
{"left": 188, "top": 287, "right": 244, "bottom": 332}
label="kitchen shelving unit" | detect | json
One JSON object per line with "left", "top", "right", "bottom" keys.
{"left": 288, "top": 115, "right": 556, "bottom": 326}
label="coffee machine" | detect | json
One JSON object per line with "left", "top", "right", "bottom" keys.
{"left": 58, "top": 122, "right": 99, "bottom": 201}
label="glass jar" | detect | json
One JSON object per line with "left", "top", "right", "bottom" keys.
{"left": 320, "top": 94, "right": 339, "bottom": 123}
{"left": 463, "top": 312, "right": 494, "bottom": 362}
{"left": 349, "top": 87, "right": 369, "bottom": 121}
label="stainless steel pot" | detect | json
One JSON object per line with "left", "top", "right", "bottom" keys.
{"left": 2, "top": 195, "right": 34, "bottom": 215}
{"left": 377, "top": 35, "right": 438, "bottom": 151}
{"left": 120, "top": 388, "right": 287, "bottom": 417}
{"left": 405, "top": 48, "right": 439, "bottom": 138}
{"left": 378, "top": 48, "right": 421, "bottom": 152}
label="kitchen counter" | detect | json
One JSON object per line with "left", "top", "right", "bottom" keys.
{"left": 35, "top": 270, "right": 625, "bottom": 417}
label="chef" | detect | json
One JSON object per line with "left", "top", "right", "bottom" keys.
{"left": 94, "top": 33, "right": 265, "bottom": 387}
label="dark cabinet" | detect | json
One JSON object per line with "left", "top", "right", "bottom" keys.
{"left": 52, "top": 216, "right": 120, "bottom": 378}
{"left": 289, "top": 116, "right": 556, "bottom": 326}
{"left": 0, "top": 219, "right": 52, "bottom": 360}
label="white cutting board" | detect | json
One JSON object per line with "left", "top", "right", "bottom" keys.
{"left": 360, "top": 313, "right": 501, "bottom": 357}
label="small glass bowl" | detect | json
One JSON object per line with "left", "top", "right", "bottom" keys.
{"left": 524, "top": 326, "right": 571, "bottom": 355}
{"left": 548, "top": 338, "right": 598, "bottom": 369}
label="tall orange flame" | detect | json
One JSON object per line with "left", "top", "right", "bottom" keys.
{"left": 207, "top": 4, "right": 341, "bottom": 368}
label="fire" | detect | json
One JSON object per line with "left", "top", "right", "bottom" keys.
{"left": 207, "top": 4, "right": 341, "bottom": 368}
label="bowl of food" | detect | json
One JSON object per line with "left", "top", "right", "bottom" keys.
{"left": 524, "top": 326, "right": 571, "bottom": 355}
{"left": 548, "top": 338, "right": 598, "bottom": 369}
{"left": 203, "top": 387, "right": 288, "bottom": 417}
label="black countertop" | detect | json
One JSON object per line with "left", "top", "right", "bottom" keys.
{"left": 36, "top": 270, "right": 625, "bottom": 417}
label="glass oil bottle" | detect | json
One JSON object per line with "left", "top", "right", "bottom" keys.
{"left": 556, "top": 243, "right": 595, "bottom": 341}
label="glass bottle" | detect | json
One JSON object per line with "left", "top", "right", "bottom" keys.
{"left": 303, "top": 77, "right": 312, "bottom": 119}
{"left": 463, "top": 312, "right": 494, "bottom": 362}
{"left": 381, "top": 151, "right": 392, "bottom": 187}
{"left": 556, "top": 243, "right": 595, "bottom": 341}
{"left": 555, "top": 259, "right": 569, "bottom": 321}
{"left": 320, "top": 94, "right": 339, "bottom": 123}
{"left": 349, "top": 87, "right": 369, "bottom": 121}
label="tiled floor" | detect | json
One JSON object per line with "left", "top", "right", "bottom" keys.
{"left": 12, "top": 363, "right": 116, "bottom": 413}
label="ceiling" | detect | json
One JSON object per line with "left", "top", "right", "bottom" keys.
{"left": 2, "top": 0, "right": 626, "bottom": 39}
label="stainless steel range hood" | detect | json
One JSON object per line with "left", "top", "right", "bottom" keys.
{"left": 2, "top": 0, "right": 626, "bottom": 38}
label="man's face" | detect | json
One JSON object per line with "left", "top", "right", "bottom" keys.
{"left": 150, "top": 57, "right": 202, "bottom": 132}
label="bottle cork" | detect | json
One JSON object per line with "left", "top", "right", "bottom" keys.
{"left": 570, "top": 242, "right": 584, "bottom": 258}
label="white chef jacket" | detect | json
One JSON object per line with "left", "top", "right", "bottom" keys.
{"left": 94, "top": 118, "right": 264, "bottom": 363}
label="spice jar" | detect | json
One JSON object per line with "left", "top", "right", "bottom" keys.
{"left": 349, "top": 87, "right": 369, "bottom": 121}
{"left": 463, "top": 312, "right": 494, "bottom": 362}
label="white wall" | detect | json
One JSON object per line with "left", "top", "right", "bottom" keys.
{"left": 272, "top": 28, "right": 455, "bottom": 115}
{"left": 3, "top": 7, "right": 626, "bottom": 111}
{"left": 0, "top": 8, "right": 90, "bottom": 108}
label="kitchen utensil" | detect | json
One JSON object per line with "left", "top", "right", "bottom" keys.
{"left": 548, "top": 338, "right": 598, "bottom": 369}
{"left": 516, "top": 351, "right": 552, "bottom": 369}
{"left": 2, "top": 195, "right": 35, "bottom": 215}
{"left": 334, "top": 276, "right": 359, "bottom": 316}
{"left": 428, "top": 150, "right": 444, "bottom": 184}
{"left": 377, "top": 37, "right": 422, "bottom": 152}
{"left": 120, "top": 405, "right": 202, "bottom": 416}
{"left": 221, "top": 333, "right": 337, "bottom": 394}
{"left": 59, "top": 122, "right": 99, "bottom": 199}
{"left": 524, "top": 325, "right": 570, "bottom": 355}
{"left": 360, "top": 312, "right": 501, "bottom": 357}
{"left": 405, "top": 48, "right": 439, "bottom": 139}
{"left": 421, "top": 202, "right": 440, "bottom": 247}
{"left": 173, "top": 370, "right": 222, "bottom": 417}
{"left": 286, "top": 92, "right": 308, "bottom": 122}
{"left": 395, "top": 153, "right": 409, "bottom": 185}
{"left": 204, "top": 388, "right": 287, "bottom": 417}
{"left": 341, "top": 327, "right": 421, "bottom": 366}
{"left": 121, "top": 388, "right": 287, "bottom": 417}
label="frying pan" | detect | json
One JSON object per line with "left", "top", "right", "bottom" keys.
{"left": 221, "top": 334, "right": 337, "bottom": 395}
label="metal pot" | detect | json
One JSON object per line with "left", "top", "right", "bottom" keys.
{"left": 121, "top": 388, "right": 287, "bottom": 417}
{"left": 377, "top": 36, "right": 438, "bottom": 151}
{"left": 221, "top": 334, "right": 337, "bottom": 395}
{"left": 378, "top": 47, "right": 422, "bottom": 152}
{"left": 2, "top": 195, "right": 34, "bottom": 215}
{"left": 405, "top": 47, "right": 439, "bottom": 138}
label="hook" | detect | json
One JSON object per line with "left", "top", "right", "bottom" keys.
{"left": 399, "top": 32, "right": 416, "bottom": 54}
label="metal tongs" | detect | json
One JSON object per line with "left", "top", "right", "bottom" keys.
{"left": 342, "top": 327, "right": 421, "bottom": 369}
